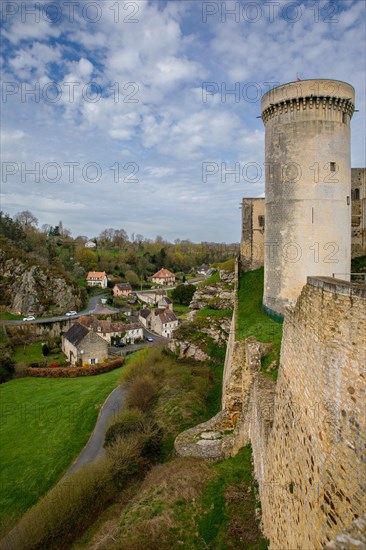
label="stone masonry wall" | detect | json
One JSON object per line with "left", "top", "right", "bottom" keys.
{"left": 258, "top": 277, "right": 366, "bottom": 549}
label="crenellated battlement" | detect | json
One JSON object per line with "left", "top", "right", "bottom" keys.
{"left": 261, "top": 94, "right": 355, "bottom": 124}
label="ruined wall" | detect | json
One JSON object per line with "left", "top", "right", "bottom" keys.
{"left": 257, "top": 277, "right": 366, "bottom": 549}
{"left": 351, "top": 167, "right": 366, "bottom": 258}
{"left": 240, "top": 198, "right": 265, "bottom": 270}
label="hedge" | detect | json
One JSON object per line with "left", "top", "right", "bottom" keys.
{"left": 26, "top": 358, "right": 124, "bottom": 378}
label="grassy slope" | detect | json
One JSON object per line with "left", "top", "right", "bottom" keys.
{"left": 0, "top": 366, "right": 124, "bottom": 530}
{"left": 237, "top": 268, "right": 282, "bottom": 381}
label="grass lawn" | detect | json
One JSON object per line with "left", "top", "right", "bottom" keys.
{"left": 0, "top": 312, "right": 23, "bottom": 320}
{"left": 13, "top": 342, "right": 67, "bottom": 366}
{"left": 0, "top": 366, "right": 124, "bottom": 532}
{"left": 237, "top": 268, "right": 282, "bottom": 381}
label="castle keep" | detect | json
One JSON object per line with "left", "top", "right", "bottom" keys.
{"left": 262, "top": 79, "right": 355, "bottom": 316}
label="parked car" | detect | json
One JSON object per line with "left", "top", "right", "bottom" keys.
{"left": 115, "top": 342, "right": 126, "bottom": 348}
{"left": 145, "top": 336, "right": 154, "bottom": 342}
{"left": 23, "top": 316, "right": 36, "bottom": 321}
{"left": 65, "top": 311, "right": 77, "bottom": 316}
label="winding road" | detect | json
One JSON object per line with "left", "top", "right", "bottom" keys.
{"left": 62, "top": 384, "right": 127, "bottom": 479}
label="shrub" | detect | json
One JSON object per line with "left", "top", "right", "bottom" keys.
{"left": 27, "top": 357, "right": 124, "bottom": 378}
{"left": 125, "top": 375, "right": 157, "bottom": 412}
{"left": 1, "top": 433, "right": 146, "bottom": 550}
{"left": 104, "top": 409, "right": 163, "bottom": 462}
{"left": 104, "top": 408, "right": 145, "bottom": 447}
{"left": 0, "top": 355, "right": 15, "bottom": 383}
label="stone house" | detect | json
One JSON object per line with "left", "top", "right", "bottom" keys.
{"left": 113, "top": 283, "right": 132, "bottom": 297}
{"left": 62, "top": 323, "right": 108, "bottom": 366}
{"left": 78, "top": 315, "right": 143, "bottom": 345}
{"left": 150, "top": 308, "right": 178, "bottom": 338}
{"left": 86, "top": 271, "right": 108, "bottom": 288}
{"left": 151, "top": 268, "right": 175, "bottom": 286}
{"left": 157, "top": 296, "right": 173, "bottom": 310}
{"left": 138, "top": 308, "right": 152, "bottom": 329}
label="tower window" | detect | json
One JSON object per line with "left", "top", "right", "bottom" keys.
{"left": 330, "top": 162, "right": 336, "bottom": 172}
{"left": 342, "top": 112, "right": 347, "bottom": 123}
{"left": 351, "top": 188, "right": 360, "bottom": 200}
{"left": 258, "top": 215, "right": 265, "bottom": 228}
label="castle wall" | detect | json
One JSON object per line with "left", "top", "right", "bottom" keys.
{"left": 253, "top": 277, "right": 366, "bottom": 548}
{"left": 240, "top": 198, "right": 265, "bottom": 270}
{"left": 351, "top": 168, "right": 366, "bottom": 258}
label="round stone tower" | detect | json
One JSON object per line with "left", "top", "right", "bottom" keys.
{"left": 261, "top": 79, "right": 355, "bottom": 317}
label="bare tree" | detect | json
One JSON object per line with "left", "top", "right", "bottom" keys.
{"left": 14, "top": 210, "right": 38, "bottom": 228}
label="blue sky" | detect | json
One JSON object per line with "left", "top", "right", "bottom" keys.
{"left": 1, "top": 0, "right": 365, "bottom": 242}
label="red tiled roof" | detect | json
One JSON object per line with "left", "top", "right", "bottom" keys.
{"left": 86, "top": 271, "right": 107, "bottom": 280}
{"left": 152, "top": 268, "right": 175, "bottom": 279}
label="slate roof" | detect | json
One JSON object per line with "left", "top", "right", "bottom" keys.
{"left": 155, "top": 309, "right": 177, "bottom": 324}
{"left": 63, "top": 323, "right": 89, "bottom": 346}
{"left": 139, "top": 308, "right": 152, "bottom": 319}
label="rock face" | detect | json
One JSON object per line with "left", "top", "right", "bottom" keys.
{"left": 170, "top": 268, "right": 234, "bottom": 362}
{"left": 168, "top": 340, "right": 210, "bottom": 361}
{"left": 0, "top": 258, "right": 83, "bottom": 315}
{"left": 189, "top": 272, "right": 234, "bottom": 311}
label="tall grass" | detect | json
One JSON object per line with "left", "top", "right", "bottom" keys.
{"left": 237, "top": 268, "right": 282, "bottom": 381}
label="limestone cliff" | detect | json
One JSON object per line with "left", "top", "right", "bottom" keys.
{"left": 0, "top": 256, "right": 84, "bottom": 316}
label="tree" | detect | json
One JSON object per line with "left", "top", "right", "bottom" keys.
{"left": 125, "top": 270, "right": 140, "bottom": 288}
{"left": 113, "top": 229, "right": 128, "bottom": 250}
{"left": 42, "top": 343, "right": 50, "bottom": 357}
{"left": 0, "top": 356, "right": 15, "bottom": 383}
{"left": 172, "top": 284, "right": 196, "bottom": 305}
{"left": 14, "top": 210, "right": 38, "bottom": 228}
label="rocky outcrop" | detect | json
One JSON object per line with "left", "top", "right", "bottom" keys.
{"left": 170, "top": 268, "right": 234, "bottom": 362}
{"left": 189, "top": 271, "right": 234, "bottom": 311}
{"left": 168, "top": 340, "right": 210, "bottom": 361}
{"left": 0, "top": 258, "right": 83, "bottom": 315}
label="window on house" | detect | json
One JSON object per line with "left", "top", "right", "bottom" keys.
{"left": 258, "top": 215, "right": 265, "bottom": 228}
{"left": 90, "top": 358, "right": 96, "bottom": 365}
{"left": 330, "top": 162, "right": 336, "bottom": 172}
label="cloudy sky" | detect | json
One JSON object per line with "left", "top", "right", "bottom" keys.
{"left": 1, "top": 0, "right": 365, "bottom": 242}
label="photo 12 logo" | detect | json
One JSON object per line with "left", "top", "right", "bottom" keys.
{"left": 201, "top": 1, "right": 339, "bottom": 24}
{"left": 2, "top": 81, "right": 139, "bottom": 104}
{"left": 2, "top": 161, "right": 139, "bottom": 184}
{"left": 1, "top": 1, "right": 140, "bottom": 24}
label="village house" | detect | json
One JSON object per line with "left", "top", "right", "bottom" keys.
{"left": 139, "top": 307, "right": 178, "bottom": 338}
{"left": 151, "top": 268, "right": 176, "bottom": 286}
{"left": 150, "top": 308, "right": 178, "bottom": 338}
{"left": 157, "top": 296, "right": 173, "bottom": 310}
{"left": 138, "top": 308, "right": 152, "bottom": 329}
{"left": 86, "top": 271, "right": 108, "bottom": 288}
{"left": 113, "top": 283, "right": 132, "bottom": 297}
{"left": 78, "top": 316, "right": 143, "bottom": 345}
{"left": 84, "top": 240, "right": 96, "bottom": 249}
{"left": 62, "top": 323, "right": 108, "bottom": 366}
{"left": 136, "top": 290, "right": 173, "bottom": 309}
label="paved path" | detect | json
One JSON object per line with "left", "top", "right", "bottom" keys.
{"left": 62, "top": 384, "right": 127, "bottom": 479}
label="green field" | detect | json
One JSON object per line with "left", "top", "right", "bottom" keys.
{"left": 0, "top": 367, "right": 124, "bottom": 532}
